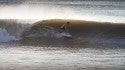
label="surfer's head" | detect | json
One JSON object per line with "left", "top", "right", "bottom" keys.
{"left": 67, "top": 22, "right": 69, "bottom": 24}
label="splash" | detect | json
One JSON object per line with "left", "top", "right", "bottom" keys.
{"left": 22, "top": 26, "right": 72, "bottom": 38}
{"left": 0, "top": 28, "right": 18, "bottom": 42}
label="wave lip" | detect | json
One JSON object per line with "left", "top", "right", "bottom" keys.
{"left": 0, "top": 28, "right": 18, "bottom": 43}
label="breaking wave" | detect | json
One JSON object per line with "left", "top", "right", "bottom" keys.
{"left": 0, "top": 19, "right": 73, "bottom": 43}
{"left": 0, "top": 19, "right": 31, "bottom": 42}
{"left": 0, "top": 19, "right": 125, "bottom": 49}
{"left": 0, "top": 28, "right": 17, "bottom": 42}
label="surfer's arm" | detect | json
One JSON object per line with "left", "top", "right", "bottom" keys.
{"left": 61, "top": 24, "right": 65, "bottom": 29}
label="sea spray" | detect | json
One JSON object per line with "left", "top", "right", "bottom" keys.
{"left": 0, "top": 19, "right": 35, "bottom": 40}
{"left": 0, "top": 28, "right": 17, "bottom": 42}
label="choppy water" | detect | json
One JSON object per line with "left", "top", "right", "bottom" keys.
{"left": 0, "top": 42, "right": 125, "bottom": 70}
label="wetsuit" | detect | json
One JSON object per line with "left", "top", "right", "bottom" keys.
{"left": 61, "top": 23, "right": 69, "bottom": 32}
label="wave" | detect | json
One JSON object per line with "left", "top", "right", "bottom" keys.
{"left": 0, "top": 19, "right": 125, "bottom": 49}
{"left": 1, "top": 19, "right": 125, "bottom": 39}
{"left": 0, "top": 28, "right": 17, "bottom": 42}
{"left": 22, "top": 19, "right": 125, "bottom": 48}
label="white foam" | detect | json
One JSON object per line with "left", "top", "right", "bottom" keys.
{"left": 59, "top": 32, "right": 72, "bottom": 38}
{"left": 0, "top": 28, "right": 18, "bottom": 42}
{"left": 25, "top": 26, "right": 72, "bottom": 38}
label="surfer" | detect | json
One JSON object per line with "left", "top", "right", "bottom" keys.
{"left": 60, "top": 22, "right": 70, "bottom": 32}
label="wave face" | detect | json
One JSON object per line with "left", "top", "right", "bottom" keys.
{"left": 20, "top": 19, "right": 125, "bottom": 49}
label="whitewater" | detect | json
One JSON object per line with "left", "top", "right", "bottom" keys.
{"left": 0, "top": 28, "right": 17, "bottom": 42}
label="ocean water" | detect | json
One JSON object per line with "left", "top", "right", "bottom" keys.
{"left": 0, "top": 0, "right": 125, "bottom": 70}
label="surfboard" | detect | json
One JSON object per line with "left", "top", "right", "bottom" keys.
{"left": 60, "top": 32, "right": 72, "bottom": 38}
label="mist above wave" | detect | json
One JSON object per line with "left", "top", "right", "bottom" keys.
{"left": 0, "top": 0, "right": 125, "bottom": 23}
